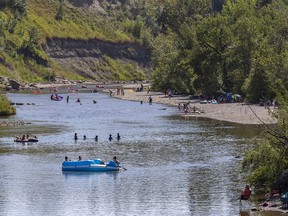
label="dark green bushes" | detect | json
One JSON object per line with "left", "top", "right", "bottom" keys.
{"left": 0, "top": 94, "right": 16, "bottom": 116}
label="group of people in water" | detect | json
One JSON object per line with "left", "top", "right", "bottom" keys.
{"left": 68, "top": 97, "right": 97, "bottom": 105}
{"left": 74, "top": 133, "right": 121, "bottom": 142}
{"left": 15, "top": 133, "right": 38, "bottom": 142}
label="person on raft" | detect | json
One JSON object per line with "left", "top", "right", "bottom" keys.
{"left": 113, "top": 156, "right": 120, "bottom": 166}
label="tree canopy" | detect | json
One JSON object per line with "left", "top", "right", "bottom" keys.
{"left": 143, "top": 0, "right": 288, "bottom": 103}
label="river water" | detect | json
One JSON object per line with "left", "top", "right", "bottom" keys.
{"left": 0, "top": 90, "right": 270, "bottom": 216}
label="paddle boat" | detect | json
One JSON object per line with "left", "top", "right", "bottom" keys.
{"left": 62, "top": 159, "right": 121, "bottom": 172}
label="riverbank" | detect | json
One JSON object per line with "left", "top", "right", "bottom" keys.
{"left": 2, "top": 80, "right": 277, "bottom": 125}
{"left": 107, "top": 84, "right": 277, "bottom": 125}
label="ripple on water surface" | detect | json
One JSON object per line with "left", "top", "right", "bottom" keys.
{"left": 0, "top": 92, "right": 266, "bottom": 216}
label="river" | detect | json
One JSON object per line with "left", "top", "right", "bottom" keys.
{"left": 0, "top": 90, "right": 273, "bottom": 216}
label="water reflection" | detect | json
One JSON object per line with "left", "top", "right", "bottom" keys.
{"left": 62, "top": 171, "right": 120, "bottom": 180}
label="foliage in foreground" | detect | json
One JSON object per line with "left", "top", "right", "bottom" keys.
{"left": 242, "top": 89, "right": 288, "bottom": 193}
{"left": 0, "top": 94, "right": 16, "bottom": 116}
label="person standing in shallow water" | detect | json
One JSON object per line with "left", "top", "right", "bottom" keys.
{"left": 108, "top": 134, "right": 113, "bottom": 141}
{"left": 116, "top": 133, "right": 121, "bottom": 141}
{"left": 74, "top": 133, "right": 78, "bottom": 140}
{"left": 149, "top": 96, "right": 152, "bottom": 104}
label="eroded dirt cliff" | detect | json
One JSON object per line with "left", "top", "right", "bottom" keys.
{"left": 44, "top": 37, "right": 151, "bottom": 80}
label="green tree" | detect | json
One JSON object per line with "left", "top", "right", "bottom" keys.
{"left": 0, "top": 94, "right": 16, "bottom": 116}
{"left": 196, "top": 13, "right": 232, "bottom": 93}
{"left": 55, "top": 0, "right": 64, "bottom": 21}
{"left": 243, "top": 83, "right": 288, "bottom": 192}
{"left": 19, "top": 27, "right": 48, "bottom": 66}
{"left": 132, "top": 15, "right": 144, "bottom": 38}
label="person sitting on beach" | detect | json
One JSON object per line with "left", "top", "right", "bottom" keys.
{"left": 240, "top": 185, "right": 251, "bottom": 200}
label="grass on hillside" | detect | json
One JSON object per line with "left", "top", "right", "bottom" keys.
{"left": 27, "top": 0, "right": 133, "bottom": 43}
{"left": 0, "top": 0, "right": 148, "bottom": 83}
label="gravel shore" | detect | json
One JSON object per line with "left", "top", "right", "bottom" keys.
{"left": 107, "top": 85, "right": 277, "bottom": 125}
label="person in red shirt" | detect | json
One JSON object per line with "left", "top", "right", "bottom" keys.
{"left": 241, "top": 185, "right": 252, "bottom": 200}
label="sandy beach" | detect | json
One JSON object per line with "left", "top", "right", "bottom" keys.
{"left": 106, "top": 84, "right": 277, "bottom": 125}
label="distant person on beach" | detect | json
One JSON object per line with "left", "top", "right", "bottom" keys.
{"left": 109, "top": 90, "right": 113, "bottom": 96}
{"left": 108, "top": 134, "right": 113, "bottom": 141}
{"left": 74, "top": 133, "right": 78, "bottom": 140}
{"left": 147, "top": 86, "right": 151, "bottom": 94}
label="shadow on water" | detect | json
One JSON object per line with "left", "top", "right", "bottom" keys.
{"left": 62, "top": 171, "right": 120, "bottom": 179}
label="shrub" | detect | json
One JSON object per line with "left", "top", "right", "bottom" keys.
{"left": 0, "top": 94, "right": 16, "bottom": 116}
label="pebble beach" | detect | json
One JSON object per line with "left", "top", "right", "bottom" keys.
{"left": 107, "top": 84, "right": 277, "bottom": 125}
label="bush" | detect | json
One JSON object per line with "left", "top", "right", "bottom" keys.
{"left": 0, "top": 94, "right": 16, "bottom": 116}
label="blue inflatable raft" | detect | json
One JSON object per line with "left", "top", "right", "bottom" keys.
{"left": 62, "top": 159, "right": 121, "bottom": 172}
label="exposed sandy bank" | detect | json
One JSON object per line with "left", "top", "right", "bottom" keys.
{"left": 106, "top": 85, "right": 277, "bottom": 125}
